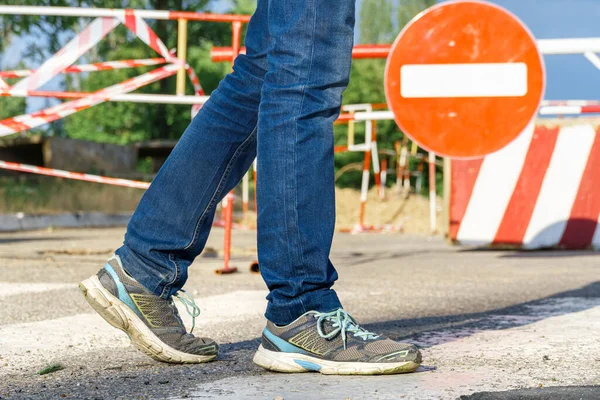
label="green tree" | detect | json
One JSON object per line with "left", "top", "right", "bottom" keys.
{"left": 0, "top": 45, "right": 26, "bottom": 122}
{"left": 336, "top": 0, "right": 436, "bottom": 189}
{"left": 62, "top": 0, "right": 234, "bottom": 144}
{"left": 359, "top": 0, "right": 394, "bottom": 45}
{"left": 1, "top": 0, "right": 81, "bottom": 63}
{"left": 1, "top": 0, "right": 249, "bottom": 143}
{"left": 0, "top": 97, "right": 26, "bottom": 121}
{"left": 397, "top": 0, "right": 437, "bottom": 29}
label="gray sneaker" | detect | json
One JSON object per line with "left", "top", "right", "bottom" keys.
{"left": 253, "top": 309, "right": 421, "bottom": 375}
{"left": 79, "top": 255, "right": 218, "bottom": 363}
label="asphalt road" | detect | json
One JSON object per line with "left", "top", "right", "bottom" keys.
{"left": 1, "top": 227, "right": 600, "bottom": 399}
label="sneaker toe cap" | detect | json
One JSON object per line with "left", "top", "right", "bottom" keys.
{"left": 189, "top": 337, "right": 219, "bottom": 356}
{"left": 380, "top": 343, "right": 422, "bottom": 364}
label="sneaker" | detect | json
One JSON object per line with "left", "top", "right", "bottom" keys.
{"left": 253, "top": 308, "right": 421, "bottom": 375}
{"left": 79, "top": 255, "right": 218, "bottom": 363}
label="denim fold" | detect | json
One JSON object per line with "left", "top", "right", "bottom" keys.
{"left": 116, "top": 0, "right": 356, "bottom": 325}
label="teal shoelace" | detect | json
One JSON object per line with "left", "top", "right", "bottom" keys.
{"left": 174, "top": 289, "right": 201, "bottom": 333}
{"left": 314, "top": 309, "right": 379, "bottom": 349}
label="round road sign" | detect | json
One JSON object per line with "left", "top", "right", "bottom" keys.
{"left": 385, "top": 0, "right": 545, "bottom": 158}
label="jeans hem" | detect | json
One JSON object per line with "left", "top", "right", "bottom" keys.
{"left": 264, "top": 288, "right": 342, "bottom": 326}
{"left": 114, "top": 246, "right": 166, "bottom": 298}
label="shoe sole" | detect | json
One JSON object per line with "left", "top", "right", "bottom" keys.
{"left": 79, "top": 275, "right": 217, "bottom": 364}
{"left": 252, "top": 345, "right": 420, "bottom": 375}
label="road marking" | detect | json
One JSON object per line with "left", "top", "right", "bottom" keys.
{"left": 189, "top": 298, "right": 600, "bottom": 400}
{"left": 400, "top": 63, "right": 528, "bottom": 98}
{"left": 0, "top": 282, "right": 75, "bottom": 298}
{"left": 0, "top": 290, "right": 269, "bottom": 372}
{"left": 179, "top": 290, "right": 268, "bottom": 327}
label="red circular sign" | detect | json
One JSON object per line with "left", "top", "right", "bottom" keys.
{"left": 385, "top": 0, "right": 545, "bottom": 158}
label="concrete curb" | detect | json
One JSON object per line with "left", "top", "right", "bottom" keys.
{"left": 0, "top": 212, "right": 132, "bottom": 232}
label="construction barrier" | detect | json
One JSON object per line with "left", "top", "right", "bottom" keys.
{"left": 0, "top": 161, "right": 151, "bottom": 189}
{"left": 0, "top": 5, "right": 246, "bottom": 273}
{"left": 0, "top": 11, "right": 208, "bottom": 136}
{"left": 3, "top": 3, "right": 600, "bottom": 264}
{"left": 449, "top": 120, "right": 600, "bottom": 250}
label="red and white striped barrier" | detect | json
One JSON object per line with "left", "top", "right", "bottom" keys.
{"left": 0, "top": 63, "right": 182, "bottom": 137}
{"left": 0, "top": 161, "right": 151, "bottom": 189}
{"left": 0, "top": 9, "right": 206, "bottom": 136}
{"left": 0, "top": 5, "right": 247, "bottom": 276}
{"left": 450, "top": 121, "right": 600, "bottom": 250}
{"left": 0, "top": 5, "right": 251, "bottom": 23}
{"left": 0, "top": 58, "right": 168, "bottom": 79}
{"left": 1, "top": 90, "right": 209, "bottom": 104}
{"left": 540, "top": 105, "right": 600, "bottom": 116}
{"left": 210, "top": 44, "right": 392, "bottom": 62}
{"left": 11, "top": 17, "right": 120, "bottom": 93}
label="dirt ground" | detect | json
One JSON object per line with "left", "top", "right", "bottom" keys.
{"left": 335, "top": 187, "right": 443, "bottom": 233}
{"left": 240, "top": 186, "right": 443, "bottom": 235}
{"left": 1, "top": 177, "right": 441, "bottom": 235}
{"left": 0, "top": 178, "right": 445, "bottom": 234}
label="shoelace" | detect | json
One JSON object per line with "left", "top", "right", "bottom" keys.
{"left": 314, "top": 309, "right": 379, "bottom": 349}
{"left": 174, "top": 290, "right": 201, "bottom": 334}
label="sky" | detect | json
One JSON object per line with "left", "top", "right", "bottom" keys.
{"left": 2, "top": 0, "right": 600, "bottom": 105}
{"left": 438, "top": 0, "right": 600, "bottom": 100}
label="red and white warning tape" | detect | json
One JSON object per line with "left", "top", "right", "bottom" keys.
{"left": 0, "top": 6, "right": 251, "bottom": 23}
{"left": 0, "top": 58, "right": 168, "bottom": 79}
{"left": 185, "top": 64, "right": 205, "bottom": 96}
{"left": 541, "top": 100, "right": 600, "bottom": 107}
{"left": 0, "top": 161, "right": 150, "bottom": 189}
{"left": 0, "top": 63, "right": 182, "bottom": 137}
{"left": 0, "top": 10, "right": 205, "bottom": 136}
{"left": 539, "top": 105, "right": 600, "bottom": 115}
{"left": 1, "top": 90, "right": 209, "bottom": 104}
{"left": 11, "top": 17, "right": 120, "bottom": 92}
{"left": 119, "top": 11, "right": 172, "bottom": 60}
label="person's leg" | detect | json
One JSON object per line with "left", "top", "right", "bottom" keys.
{"left": 256, "top": 0, "right": 355, "bottom": 326}
{"left": 79, "top": 1, "right": 270, "bottom": 364}
{"left": 115, "top": 2, "right": 271, "bottom": 299}
{"left": 252, "top": 0, "right": 423, "bottom": 375}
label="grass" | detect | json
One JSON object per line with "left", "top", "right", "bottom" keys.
{"left": 38, "top": 363, "right": 64, "bottom": 376}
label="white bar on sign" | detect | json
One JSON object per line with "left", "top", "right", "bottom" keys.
{"left": 401, "top": 63, "right": 528, "bottom": 98}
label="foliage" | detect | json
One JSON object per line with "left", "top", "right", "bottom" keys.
{"left": 337, "top": 0, "right": 436, "bottom": 191}
{"left": 397, "top": 0, "right": 437, "bottom": 29}
{"left": 0, "top": 0, "right": 238, "bottom": 143}
{"left": 62, "top": 0, "right": 236, "bottom": 144}
{"left": 0, "top": 96, "right": 26, "bottom": 121}
{"left": 1, "top": 0, "right": 439, "bottom": 192}
{"left": 359, "top": 0, "right": 395, "bottom": 45}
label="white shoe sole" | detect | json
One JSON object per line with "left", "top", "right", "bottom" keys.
{"left": 252, "top": 345, "right": 420, "bottom": 375}
{"left": 79, "top": 275, "right": 217, "bottom": 364}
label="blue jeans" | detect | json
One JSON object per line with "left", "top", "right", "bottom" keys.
{"left": 116, "top": 0, "right": 356, "bottom": 325}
